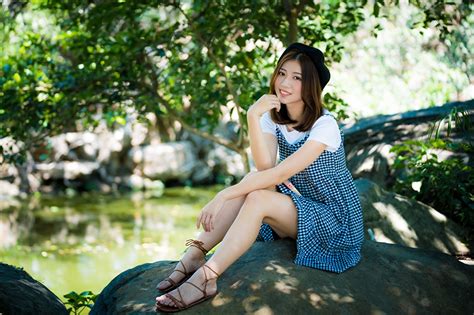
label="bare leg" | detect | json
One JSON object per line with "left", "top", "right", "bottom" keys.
{"left": 156, "top": 189, "right": 297, "bottom": 306}
{"left": 208, "top": 189, "right": 297, "bottom": 273}
{"left": 156, "top": 195, "right": 246, "bottom": 290}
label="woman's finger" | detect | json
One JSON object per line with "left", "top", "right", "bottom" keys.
{"left": 208, "top": 214, "right": 214, "bottom": 232}
{"left": 200, "top": 213, "right": 208, "bottom": 231}
{"left": 210, "top": 217, "right": 215, "bottom": 231}
{"left": 205, "top": 214, "right": 212, "bottom": 232}
{"left": 199, "top": 213, "right": 206, "bottom": 231}
{"left": 196, "top": 213, "right": 201, "bottom": 229}
{"left": 269, "top": 94, "right": 279, "bottom": 101}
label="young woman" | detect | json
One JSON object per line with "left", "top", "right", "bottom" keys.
{"left": 155, "top": 43, "right": 364, "bottom": 313}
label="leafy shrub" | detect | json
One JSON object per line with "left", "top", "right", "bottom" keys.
{"left": 64, "top": 291, "right": 97, "bottom": 315}
{"left": 389, "top": 109, "right": 473, "bottom": 237}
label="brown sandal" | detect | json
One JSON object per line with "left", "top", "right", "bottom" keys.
{"left": 155, "top": 264, "right": 220, "bottom": 313}
{"left": 156, "top": 239, "right": 209, "bottom": 293}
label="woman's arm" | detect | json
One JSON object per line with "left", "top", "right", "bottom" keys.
{"left": 247, "top": 94, "right": 280, "bottom": 170}
{"left": 222, "top": 139, "right": 326, "bottom": 200}
{"left": 247, "top": 113, "right": 278, "bottom": 170}
{"left": 197, "top": 139, "right": 327, "bottom": 231}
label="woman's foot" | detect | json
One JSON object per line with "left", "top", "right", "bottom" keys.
{"left": 155, "top": 265, "right": 219, "bottom": 310}
{"left": 156, "top": 240, "right": 208, "bottom": 292}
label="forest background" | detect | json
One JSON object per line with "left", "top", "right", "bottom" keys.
{"left": 0, "top": 1, "right": 472, "bottom": 313}
{"left": 1, "top": 0, "right": 472, "bottom": 168}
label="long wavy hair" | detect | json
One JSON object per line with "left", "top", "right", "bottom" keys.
{"left": 269, "top": 49, "right": 324, "bottom": 132}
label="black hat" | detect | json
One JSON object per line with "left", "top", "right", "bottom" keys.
{"left": 278, "top": 43, "right": 331, "bottom": 90}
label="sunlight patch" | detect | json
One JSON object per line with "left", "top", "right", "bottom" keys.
{"left": 373, "top": 202, "right": 418, "bottom": 246}
{"left": 372, "top": 228, "right": 395, "bottom": 244}
{"left": 211, "top": 294, "right": 232, "bottom": 307}
{"left": 428, "top": 208, "right": 447, "bottom": 223}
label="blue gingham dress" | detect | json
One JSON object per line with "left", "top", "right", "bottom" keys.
{"left": 257, "top": 115, "right": 364, "bottom": 273}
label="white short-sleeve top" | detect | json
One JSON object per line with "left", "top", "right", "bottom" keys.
{"left": 260, "top": 109, "right": 341, "bottom": 152}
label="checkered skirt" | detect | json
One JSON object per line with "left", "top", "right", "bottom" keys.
{"left": 257, "top": 118, "right": 364, "bottom": 273}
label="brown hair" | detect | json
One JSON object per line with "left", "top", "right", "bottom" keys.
{"left": 269, "top": 49, "right": 324, "bottom": 132}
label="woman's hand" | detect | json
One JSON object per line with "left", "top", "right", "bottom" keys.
{"left": 196, "top": 193, "right": 226, "bottom": 232}
{"left": 247, "top": 94, "right": 281, "bottom": 119}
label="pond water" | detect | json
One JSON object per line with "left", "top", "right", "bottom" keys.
{"left": 0, "top": 186, "right": 221, "bottom": 309}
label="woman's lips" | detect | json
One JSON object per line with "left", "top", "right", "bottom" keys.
{"left": 279, "top": 89, "right": 291, "bottom": 97}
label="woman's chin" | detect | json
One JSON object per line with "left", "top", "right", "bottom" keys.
{"left": 277, "top": 95, "right": 287, "bottom": 103}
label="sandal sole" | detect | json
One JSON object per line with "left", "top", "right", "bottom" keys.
{"left": 155, "top": 291, "right": 218, "bottom": 313}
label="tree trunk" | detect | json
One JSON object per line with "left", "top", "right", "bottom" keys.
{"left": 16, "top": 163, "right": 30, "bottom": 193}
{"left": 287, "top": 9, "right": 298, "bottom": 44}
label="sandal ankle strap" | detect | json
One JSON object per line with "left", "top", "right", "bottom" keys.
{"left": 202, "top": 264, "right": 220, "bottom": 279}
{"left": 185, "top": 239, "right": 209, "bottom": 256}
{"left": 181, "top": 264, "right": 219, "bottom": 298}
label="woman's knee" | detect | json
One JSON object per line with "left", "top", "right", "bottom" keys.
{"left": 241, "top": 190, "right": 267, "bottom": 216}
{"left": 245, "top": 189, "right": 266, "bottom": 204}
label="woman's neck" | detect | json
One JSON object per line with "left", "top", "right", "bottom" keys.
{"left": 286, "top": 101, "right": 304, "bottom": 124}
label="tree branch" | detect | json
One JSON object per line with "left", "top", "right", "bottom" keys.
{"left": 174, "top": 3, "right": 248, "bottom": 149}
{"left": 155, "top": 92, "right": 240, "bottom": 152}
{"left": 138, "top": 52, "right": 241, "bottom": 152}
{"left": 283, "top": 0, "right": 309, "bottom": 44}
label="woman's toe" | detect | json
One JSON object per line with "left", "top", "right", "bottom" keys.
{"left": 156, "top": 281, "right": 166, "bottom": 290}
{"left": 156, "top": 295, "right": 165, "bottom": 303}
{"left": 156, "top": 295, "right": 173, "bottom": 306}
{"left": 163, "top": 297, "right": 174, "bottom": 306}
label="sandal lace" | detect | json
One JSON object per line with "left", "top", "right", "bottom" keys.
{"left": 178, "top": 265, "right": 219, "bottom": 302}
{"left": 185, "top": 239, "right": 209, "bottom": 256}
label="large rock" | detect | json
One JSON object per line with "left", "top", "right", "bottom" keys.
{"left": 356, "top": 179, "right": 470, "bottom": 255}
{"left": 0, "top": 263, "right": 68, "bottom": 315}
{"left": 207, "top": 146, "right": 246, "bottom": 179}
{"left": 34, "top": 161, "right": 100, "bottom": 180}
{"left": 96, "top": 128, "right": 131, "bottom": 176}
{"left": 91, "top": 239, "right": 473, "bottom": 314}
{"left": 129, "top": 142, "right": 198, "bottom": 181}
{"left": 0, "top": 180, "right": 20, "bottom": 198}
{"left": 343, "top": 99, "right": 474, "bottom": 187}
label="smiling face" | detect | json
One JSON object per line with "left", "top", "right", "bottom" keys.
{"left": 269, "top": 49, "right": 324, "bottom": 132}
{"left": 274, "top": 59, "right": 304, "bottom": 107}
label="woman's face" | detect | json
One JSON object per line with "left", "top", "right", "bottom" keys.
{"left": 274, "top": 59, "right": 303, "bottom": 107}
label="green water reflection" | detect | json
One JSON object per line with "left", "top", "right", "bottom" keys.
{"left": 0, "top": 186, "right": 221, "bottom": 306}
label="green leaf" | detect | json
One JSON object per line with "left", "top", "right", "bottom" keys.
{"left": 13, "top": 73, "right": 21, "bottom": 83}
{"left": 37, "top": 92, "right": 49, "bottom": 102}
{"left": 80, "top": 291, "right": 93, "bottom": 296}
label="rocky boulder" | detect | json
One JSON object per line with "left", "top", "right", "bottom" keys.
{"left": 34, "top": 161, "right": 101, "bottom": 181}
{"left": 206, "top": 146, "right": 246, "bottom": 180}
{"left": 0, "top": 180, "right": 20, "bottom": 198}
{"left": 0, "top": 263, "right": 68, "bottom": 315}
{"left": 356, "top": 179, "right": 470, "bottom": 255}
{"left": 91, "top": 239, "right": 473, "bottom": 314}
{"left": 129, "top": 141, "right": 198, "bottom": 182}
{"left": 343, "top": 99, "right": 474, "bottom": 187}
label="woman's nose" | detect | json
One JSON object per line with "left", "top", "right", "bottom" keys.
{"left": 280, "top": 77, "right": 291, "bottom": 88}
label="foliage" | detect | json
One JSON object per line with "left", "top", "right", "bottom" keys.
{"left": 429, "top": 106, "right": 473, "bottom": 139}
{"left": 1, "top": 0, "right": 471, "bottom": 168}
{"left": 0, "top": 31, "right": 77, "bottom": 142}
{"left": 389, "top": 110, "right": 474, "bottom": 234}
{"left": 323, "top": 92, "right": 350, "bottom": 121}
{"left": 63, "top": 290, "right": 97, "bottom": 315}
{"left": 0, "top": 8, "right": 128, "bottom": 163}
{"left": 439, "top": 2, "right": 474, "bottom": 83}
{"left": 330, "top": 1, "right": 473, "bottom": 116}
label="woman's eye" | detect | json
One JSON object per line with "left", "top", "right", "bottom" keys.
{"left": 278, "top": 71, "right": 285, "bottom": 76}
{"left": 294, "top": 76, "right": 302, "bottom": 80}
